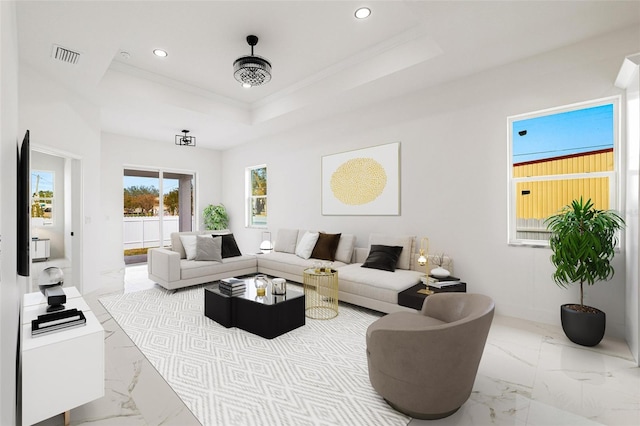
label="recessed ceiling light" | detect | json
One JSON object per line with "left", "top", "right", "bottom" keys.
{"left": 355, "top": 7, "right": 371, "bottom": 19}
{"left": 153, "top": 49, "right": 168, "bottom": 57}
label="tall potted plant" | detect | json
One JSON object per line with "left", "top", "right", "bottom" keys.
{"left": 203, "top": 204, "right": 229, "bottom": 231}
{"left": 544, "top": 197, "right": 625, "bottom": 346}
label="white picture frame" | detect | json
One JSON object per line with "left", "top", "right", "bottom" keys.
{"left": 321, "top": 142, "right": 400, "bottom": 215}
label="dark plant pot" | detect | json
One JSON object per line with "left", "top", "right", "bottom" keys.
{"left": 560, "top": 304, "right": 606, "bottom": 347}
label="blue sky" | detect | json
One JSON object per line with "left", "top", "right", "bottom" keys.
{"left": 123, "top": 176, "right": 179, "bottom": 194}
{"left": 31, "top": 171, "right": 54, "bottom": 193}
{"left": 512, "top": 103, "right": 613, "bottom": 164}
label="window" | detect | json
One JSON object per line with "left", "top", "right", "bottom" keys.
{"left": 507, "top": 97, "right": 619, "bottom": 245}
{"left": 246, "top": 165, "right": 267, "bottom": 227}
{"left": 31, "top": 170, "right": 55, "bottom": 225}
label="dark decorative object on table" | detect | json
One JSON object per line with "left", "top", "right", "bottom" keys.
{"left": 38, "top": 267, "right": 66, "bottom": 312}
{"left": 545, "top": 197, "right": 625, "bottom": 347}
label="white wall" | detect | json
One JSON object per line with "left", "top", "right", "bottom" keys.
{"left": 19, "top": 67, "right": 224, "bottom": 293}
{"left": 100, "top": 132, "right": 222, "bottom": 274}
{"left": 620, "top": 57, "right": 640, "bottom": 364}
{"left": 222, "top": 26, "right": 639, "bottom": 339}
{"left": 19, "top": 64, "right": 103, "bottom": 294}
{"left": 0, "top": 2, "right": 21, "bottom": 424}
{"left": 31, "top": 150, "right": 65, "bottom": 259}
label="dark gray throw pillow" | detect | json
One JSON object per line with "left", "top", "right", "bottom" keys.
{"left": 361, "top": 245, "right": 403, "bottom": 272}
{"left": 218, "top": 233, "right": 242, "bottom": 258}
{"left": 195, "top": 235, "right": 222, "bottom": 261}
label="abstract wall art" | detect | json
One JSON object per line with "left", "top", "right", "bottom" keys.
{"left": 321, "top": 142, "right": 400, "bottom": 215}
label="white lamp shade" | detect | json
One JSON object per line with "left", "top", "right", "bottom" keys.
{"left": 260, "top": 240, "right": 273, "bottom": 254}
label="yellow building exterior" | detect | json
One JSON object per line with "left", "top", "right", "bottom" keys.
{"left": 514, "top": 148, "right": 613, "bottom": 220}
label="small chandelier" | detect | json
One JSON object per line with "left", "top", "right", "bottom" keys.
{"left": 233, "top": 35, "right": 272, "bottom": 87}
{"left": 175, "top": 129, "right": 196, "bottom": 147}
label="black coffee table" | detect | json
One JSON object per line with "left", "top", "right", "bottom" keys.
{"left": 204, "top": 278, "right": 305, "bottom": 339}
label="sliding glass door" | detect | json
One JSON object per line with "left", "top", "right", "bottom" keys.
{"left": 123, "top": 168, "right": 194, "bottom": 264}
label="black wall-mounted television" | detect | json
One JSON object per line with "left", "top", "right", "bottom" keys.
{"left": 17, "top": 130, "right": 30, "bottom": 276}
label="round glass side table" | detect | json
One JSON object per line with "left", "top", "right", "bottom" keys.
{"left": 302, "top": 268, "right": 338, "bottom": 319}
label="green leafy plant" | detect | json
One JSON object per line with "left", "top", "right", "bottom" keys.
{"left": 545, "top": 197, "right": 625, "bottom": 309}
{"left": 203, "top": 204, "right": 229, "bottom": 230}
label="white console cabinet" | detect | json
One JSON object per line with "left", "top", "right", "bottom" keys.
{"left": 21, "top": 287, "right": 104, "bottom": 425}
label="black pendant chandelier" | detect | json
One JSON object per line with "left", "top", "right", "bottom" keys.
{"left": 175, "top": 130, "right": 196, "bottom": 147}
{"left": 233, "top": 35, "right": 272, "bottom": 88}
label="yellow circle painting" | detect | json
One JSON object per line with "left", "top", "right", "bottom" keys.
{"left": 330, "top": 157, "right": 387, "bottom": 205}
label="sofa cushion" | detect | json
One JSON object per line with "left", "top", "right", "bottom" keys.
{"left": 311, "top": 232, "right": 341, "bottom": 261}
{"left": 295, "top": 231, "right": 320, "bottom": 259}
{"left": 334, "top": 234, "right": 356, "bottom": 264}
{"left": 220, "top": 233, "right": 242, "bottom": 258}
{"left": 274, "top": 228, "right": 299, "bottom": 253}
{"left": 180, "top": 255, "right": 257, "bottom": 280}
{"left": 195, "top": 235, "right": 222, "bottom": 262}
{"left": 179, "top": 234, "right": 198, "bottom": 260}
{"left": 338, "top": 263, "right": 424, "bottom": 304}
{"left": 369, "top": 234, "right": 415, "bottom": 270}
{"left": 362, "top": 245, "right": 403, "bottom": 272}
{"left": 257, "top": 251, "right": 347, "bottom": 277}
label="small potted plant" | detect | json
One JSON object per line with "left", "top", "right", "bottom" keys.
{"left": 545, "top": 197, "right": 625, "bottom": 346}
{"left": 203, "top": 204, "right": 229, "bottom": 231}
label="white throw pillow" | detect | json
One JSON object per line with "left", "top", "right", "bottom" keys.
{"left": 368, "top": 234, "right": 415, "bottom": 270}
{"left": 274, "top": 228, "right": 299, "bottom": 253}
{"left": 195, "top": 235, "right": 222, "bottom": 262}
{"left": 295, "top": 231, "right": 320, "bottom": 259}
{"left": 179, "top": 234, "right": 198, "bottom": 260}
{"left": 334, "top": 234, "right": 356, "bottom": 264}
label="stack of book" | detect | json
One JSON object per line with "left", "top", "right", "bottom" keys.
{"left": 32, "top": 308, "right": 87, "bottom": 336}
{"left": 427, "top": 275, "right": 462, "bottom": 289}
{"left": 219, "top": 278, "right": 246, "bottom": 296}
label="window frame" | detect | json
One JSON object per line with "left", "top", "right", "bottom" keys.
{"left": 245, "top": 164, "right": 268, "bottom": 228}
{"left": 507, "top": 96, "right": 621, "bottom": 246}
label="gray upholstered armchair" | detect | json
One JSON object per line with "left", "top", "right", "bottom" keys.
{"left": 366, "top": 292, "right": 495, "bottom": 419}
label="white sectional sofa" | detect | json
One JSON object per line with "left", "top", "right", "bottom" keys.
{"left": 148, "top": 231, "right": 258, "bottom": 290}
{"left": 147, "top": 229, "right": 453, "bottom": 314}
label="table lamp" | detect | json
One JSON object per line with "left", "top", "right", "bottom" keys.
{"left": 417, "top": 237, "right": 433, "bottom": 295}
{"left": 260, "top": 231, "right": 273, "bottom": 254}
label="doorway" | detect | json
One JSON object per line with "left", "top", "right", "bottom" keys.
{"left": 30, "top": 147, "right": 82, "bottom": 293}
{"left": 123, "top": 168, "right": 194, "bottom": 264}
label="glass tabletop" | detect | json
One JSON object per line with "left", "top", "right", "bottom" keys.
{"left": 207, "top": 276, "right": 304, "bottom": 306}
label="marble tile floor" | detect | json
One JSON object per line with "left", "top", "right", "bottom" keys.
{"left": 35, "top": 265, "right": 640, "bottom": 426}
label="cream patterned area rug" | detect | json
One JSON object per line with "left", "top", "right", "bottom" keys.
{"left": 100, "top": 285, "right": 410, "bottom": 426}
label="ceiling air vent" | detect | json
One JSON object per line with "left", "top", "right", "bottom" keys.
{"left": 51, "top": 44, "right": 80, "bottom": 65}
